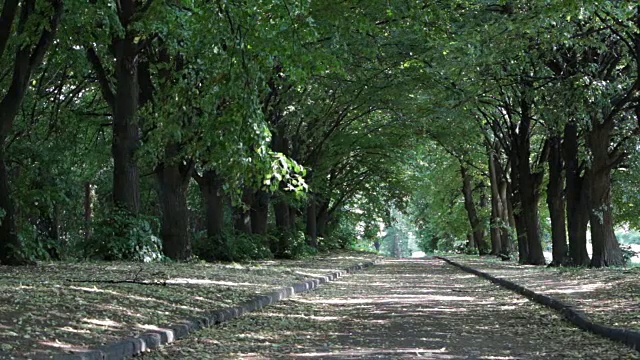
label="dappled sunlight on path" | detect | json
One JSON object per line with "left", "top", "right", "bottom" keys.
{"left": 145, "top": 259, "right": 638, "bottom": 359}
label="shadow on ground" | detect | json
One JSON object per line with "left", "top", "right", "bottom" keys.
{"left": 144, "top": 259, "right": 638, "bottom": 359}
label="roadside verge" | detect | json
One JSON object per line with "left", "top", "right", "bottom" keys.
{"left": 54, "top": 260, "right": 377, "bottom": 360}
{"left": 436, "top": 256, "right": 640, "bottom": 352}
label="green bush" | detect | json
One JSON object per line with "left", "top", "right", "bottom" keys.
{"left": 278, "top": 230, "right": 317, "bottom": 259}
{"left": 192, "top": 230, "right": 273, "bottom": 262}
{"left": 83, "top": 207, "right": 163, "bottom": 262}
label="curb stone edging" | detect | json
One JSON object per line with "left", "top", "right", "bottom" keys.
{"left": 53, "top": 259, "right": 378, "bottom": 360}
{"left": 436, "top": 256, "right": 640, "bottom": 352}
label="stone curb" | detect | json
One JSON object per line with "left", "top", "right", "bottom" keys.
{"left": 53, "top": 260, "right": 377, "bottom": 360}
{"left": 436, "top": 256, "right": 640, "bottom": 352}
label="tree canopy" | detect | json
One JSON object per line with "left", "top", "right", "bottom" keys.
{"left": 1, "top": 0, "right": 640, "bottom": 268}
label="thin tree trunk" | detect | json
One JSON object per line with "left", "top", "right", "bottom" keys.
{"left": 547, "top": 134, "right": 569, "bottom": 266}
{"left": 305, "top": 196, "right": 318, "bottom": 248}
{"left": 84, "top": 182, "right": 93, "bottom": 241}
{"left": 460, "top": 165, "right": 484, "bottom": 252}
{"left": 488, "top": 147, "right": 502, "bottom": 255}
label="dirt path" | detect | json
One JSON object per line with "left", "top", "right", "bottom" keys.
{"left": 143, "top": 259, "right": 638, "bottom": 359}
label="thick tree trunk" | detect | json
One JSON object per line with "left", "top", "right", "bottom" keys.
{"left": 112, "top": 35, "right": 141, "bottom": 214}
{"left": 547, "top": 135, "right": 569, "bottom": 266}
{"left": 509, "top": 148, "right": 528, "bottom": 264}
{"left": 514, "top": 101, "right": 546, "bottom": 265}
{"left": 563, "top": 122, "right": 590, "bottom": 266}
{"left": 588, "top": 121, "right": 624, "bottom": 267}
{"left": 157, "top": 166, "right": 191, "bottom": 260}
{"left": 196, "top": 170, "right": 227, "bottom": 261}
{"left": 460, "top": 166, "right": 484, "bottom": 252}
{"left": 156, "top": 144, "right": 193, "bottom": 260}
{"left": 250, "top": 190, "right": 269, "bottom": 235}
{"left": 274, "top": 199, "right": 290, "bottom": 232}
{"left": 316, "top": 201, "right": 329, "bottom": 237}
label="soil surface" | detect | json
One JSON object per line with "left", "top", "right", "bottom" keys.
{"left": 0, "top": 251, "right": 379, "bottom": 359}
{"left": 143, "top": 258, "right": 639, "bottom": 359}
{"left": 445, "top": 255, "right": 640, "bottom": 331}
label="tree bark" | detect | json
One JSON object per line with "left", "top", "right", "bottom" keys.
{"left": 488, "top": 146, "right": 502, "bottom": 255}
{"left": 250, "top": 190, "right": 269, "bottom": 235}
{"left": 0, "top": 153, "right": 22, "bottom": 265}
{"left": 316, "top": 200, "right": 329, "bottom": 237}
{"left": 156, "top": 144, "right": 193, "bottom": 260}
{"left": 563, "top": 122, "right": 590, "bottom": 266}
{"left": 305, "top": 196, "right": 318, "bottom": 248}
{"left": 513, "top": 99, "right": 546, "bottom": 265}
{"left": 233, "top": 188, "right": 253, "bottom": 234}
{"left": 508, "top": 144, "right": 528, "bottom": 264}
{"left": 0, "top": 0, "right": 63, "bottom": 265}
{"left": 547, "top": 134, "right": 569, "bottom": 266}
{"left": 195, "top": 170, "right": 227, "bottom": 261}
{"left": 84, "top": 182, "right": 93, "bottom": 241}
{"left": 588, "top": 119, "right": 624, "bottom": 267}
{"left": 111, "top": 34, "right": 141, "bottom": 214}
{"left": 460, "top": 165, "right": 484, "bottom": 253}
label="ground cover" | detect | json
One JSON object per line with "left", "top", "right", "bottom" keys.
{"left": 444, "top": 255, "right": 640, "bottom": 331}
{"left": 0, "top": 250, "right": 379, "bottom": 359}
{"left": 143, "top": 259, "right": 639, "bottom": 359}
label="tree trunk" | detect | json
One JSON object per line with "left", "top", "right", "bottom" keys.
{"left": 274, "top": 199, "right": 290, "bottom": 232}
{"left": 251, "top": 190, "right": 269, "bottom": 235}
{"left": 509, "top": 147, "right": 528, "bottom": 264}
{"left": 460, "top": 165, "right": 484, "bottom": 252}
{"left": 111, "top": 35, "right": 141, "bottom": 214}
{"left": 234, "top": 188, "right": 253, "bottom": 234}
{"left": 499, "top": 167, "right": 513, "bottom": 255}
{"left": 513, "top": 100, "right": 546, "bottom": 265}
{"left": 316, "top": 201, "right": 329, "bottom": 237}
{"left": 84, "top": 182, "right": 93, "bottom": 241}
{"left": 0, "top": 153, "right": 24, "bottom": 265}
{"left": 196, "top": 170, "right": 227, "bottom": 261}
{"left": 305, "top": 196, "right": 318, "bottom": 248}
{"left": 156, "top": 145, "right": 193, "bottom": 260}
{"left": 588, "top": 120, "right": 624, "bottom": 267}
{"left": 563, "top": 122, "right": 590, "bottom": 266}
{"left": 288, "top": 205, "right": 297, "bottom": 230}
{"left": 0, "top": 0, "right": 63, "bottom": 265}
{"left": 547, "top": 134, "right": 569, "bottom": 266}
{"left": 488, "top": 147, "right": 502, "bottom": 255}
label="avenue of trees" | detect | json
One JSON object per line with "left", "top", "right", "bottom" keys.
{"left": 1, "top": 0, "right": 640, "bottom": 268}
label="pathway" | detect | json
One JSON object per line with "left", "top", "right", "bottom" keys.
{"left": 143, "top": 259, "right": 638, "bottom": 359}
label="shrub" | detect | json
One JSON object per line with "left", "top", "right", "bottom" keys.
{"left": 83, "top": 207, "right": 163, "bottom": 262}
{"left": 192, "top": 230, "right": 273, "bottom": 262}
